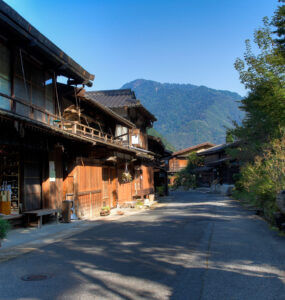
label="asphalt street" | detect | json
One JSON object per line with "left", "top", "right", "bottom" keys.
{"left": 1, "top": 191, "right": 285, "bottom": 300}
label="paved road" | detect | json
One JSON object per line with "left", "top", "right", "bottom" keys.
{"left": 1, "top": 191, "right": 285, "bottom": 300}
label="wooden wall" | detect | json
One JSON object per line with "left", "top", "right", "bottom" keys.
{"left": 169, "top": 157, "right": 188, "bottom": 171}
{"left": 76, "top": 164, "right": 102, "bottom": 219}
{"left": 22, "top": 150, "right": 42, "bottom": 211}
{"left": 42, "top": 148, "right": 63, "bottom": 210}
{"left": 117, "top": 168, "right": 133, "bottom": 205}
{"left": 141, "top": 165, "right": 154, "bottom": 196}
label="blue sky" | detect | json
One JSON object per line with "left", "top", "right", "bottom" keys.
{"left": 4, "top": 0, "right": 278, "bottom": 95}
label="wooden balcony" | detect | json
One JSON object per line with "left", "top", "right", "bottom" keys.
{"left": 168, "top": 166, "right": 186, "bottom": 173}
{"left": 0, "top": 92, "right": 130, "bottom": 150}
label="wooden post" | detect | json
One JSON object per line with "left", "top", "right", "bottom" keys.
{"left": 38, "top": 216, "right": 42, "bottom": 229}
{"left": 90, "top": 192, "right": 92, "bottom": 218}
{"left": 72, "top": 123, "right": 77, "bottom": 134}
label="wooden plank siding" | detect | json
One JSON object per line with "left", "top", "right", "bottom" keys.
{"left": 169, "top": 157, "right": 188, "bottom": 172}
{"left": 76, "top": 164, "right": 102, "bottom": 218}
{"left": 117, "top": 168, "right": 133, "bottom": 205}
{"left": 42, "top": 148, "right": 63, "bottom": 211}
{"left": 140, "top": 165, "right": 154, "bottom": 196}
{"left": 109, "top": 168, "right": 118, "bottom": 208}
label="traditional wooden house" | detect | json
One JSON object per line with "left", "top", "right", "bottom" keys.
{"left": 168, "top": 142, "right": 215, "bottom": 185}
{"left": 87, "top": 89, "right": 158, "bottom": 203}
{"left": 0, "top": 0, "right": 155, "bottom": 223}
{"left": 195, "top": 142, "right": 240, "bottom": 193}
{"left": 147, "top": 135, "right": 172, "bottom": 196}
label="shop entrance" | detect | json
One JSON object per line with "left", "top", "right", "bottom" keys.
{"left": 0, "top": 146, "right": 20, "bottom": 215}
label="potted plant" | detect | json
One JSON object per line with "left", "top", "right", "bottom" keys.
{"left": 122, "top": 163, "right": 133, "bottom": 183}
{"left": 122, "top": 172, "right": 132, "bottom": 183}
{"left": 0, "top": 218, "right": 10, "bottom": 247}
{"left": 100, "top": 206, "right": 110, "bottom": 216}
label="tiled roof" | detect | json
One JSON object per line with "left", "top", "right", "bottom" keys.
{"left": 87, "top": 89, "right": 157, "bottom": 122}
{"left": 172, "top": 142, "right": 215, "bottom": 156}
{"left": 86, "top": 89, "right": 138, "bottom": 108}
{"left": 198, "top": 141, "right": 239, "bottom": 155}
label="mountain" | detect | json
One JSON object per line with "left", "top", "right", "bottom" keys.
{"left": 122, "top": 79, "right": 244, "bottom": 150}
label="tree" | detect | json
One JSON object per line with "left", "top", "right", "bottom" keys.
{"left": 228, "top": 11, "right": 285, "bottom": 161}
{"left": 230, "top": 2, "right": 285, "bottom": 220}
{"left": 272, "top": 0, "right": 285, "bottom": 57}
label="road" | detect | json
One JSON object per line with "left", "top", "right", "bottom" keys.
{"left": 1, "top": 191, "right": 285, "bottom": 300}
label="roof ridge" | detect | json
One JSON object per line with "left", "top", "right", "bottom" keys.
{"left": 173, "top": 142, "right": 216, "bottom": 156}
{"left": 87, "top": 89, "right": 135, "bottom": 97}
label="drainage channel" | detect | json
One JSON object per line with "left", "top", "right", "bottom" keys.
{"left": 21, "top": 274, "right": 52, "bottom": 281}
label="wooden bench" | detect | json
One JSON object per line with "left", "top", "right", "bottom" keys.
{"left": 23, "top": 209, "right": 59, "bottom": 229}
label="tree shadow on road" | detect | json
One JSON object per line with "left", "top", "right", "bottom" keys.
{"left": 1, "top": 191, "right": 285, "bottom": 299}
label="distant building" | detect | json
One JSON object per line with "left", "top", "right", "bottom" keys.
{"left": 195, "top": 142, "right": 240, "bottom": 194}
{"left": 168, "top": 142, "right": 215, "bottom": 185}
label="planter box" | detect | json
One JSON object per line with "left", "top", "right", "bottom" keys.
{"left": 100, "top": 210, "right": 110, "bottom": 216}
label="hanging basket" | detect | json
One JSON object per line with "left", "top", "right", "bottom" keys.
{"left": 122, "top": 172, "right": 133, "bottom": 183}
{"left": 122, "top": 162, "right": 133, "bottom": 183}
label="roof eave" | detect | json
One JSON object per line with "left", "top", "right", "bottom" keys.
{"left": 0, "top": 0, "right": 94, "bottom": 86}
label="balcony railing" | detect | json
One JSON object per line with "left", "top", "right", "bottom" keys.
{"left": 0, "top": 92, "right": 127, "bottom": 148}
{"left": 168, "top": 166, "right": 186, "bottom": 172}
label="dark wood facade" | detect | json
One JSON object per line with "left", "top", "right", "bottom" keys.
{"left": 196, "top": 142, "right": 240, "bottom": 186}
{"left": 0, "top": 1, "right": 158, "bottom": 220}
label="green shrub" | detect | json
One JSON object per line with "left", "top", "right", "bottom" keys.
{"left": 156, "top": 186, "right": 165, "bottom": 196}
{"left": 173, "top": 170, "right": 197, "bottom": 190}
{"left": 101, "top": 206, "right": 110, "bottom": 212}
{"left": 234, "top": 136, "right": 285, "bottom": 223}
{"left": 136, "top": 200, "right": 144, "bottom": 206}
{"left": 0, "top": 218, "right": 10, "bottom": 240}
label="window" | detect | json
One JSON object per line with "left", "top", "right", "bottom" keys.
{"left": 0, "top": 42, "right": 11, "bottom": 110}
{"left": 115, "top": 125, "right": 128, "bottom": 141}
{"left": 14, "top": 51, "right": 55, "bottom": 121}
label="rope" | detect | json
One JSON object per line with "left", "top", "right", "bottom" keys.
{"left": 74, "top": 86, "right": 79, "bottom": 109}
{"left": 19, "top": 49, "right": 29, "bottom": 102}
{"left": 53, "top": 73, "right": 61, "bottom": 117}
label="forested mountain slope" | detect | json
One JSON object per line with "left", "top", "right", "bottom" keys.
{"left": 122, "top": 79, "right": 244, "bottom": 150}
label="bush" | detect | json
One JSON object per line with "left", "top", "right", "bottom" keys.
{"left": 156, "top": 186, "right": 165, "bottom": 196}
{"left": 173, "top": 170, "right": 197, "bottom": 190}
{"left": 101, "top": 206, "right": 110, "bottom": 212}
{"left": 235, "top": 135, "right": 285, "bottom": 222}
{"left": 0, "top": 218, "right": 10, "bottom": 240}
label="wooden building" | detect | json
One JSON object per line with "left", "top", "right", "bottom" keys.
{"left": 87, "top": 89, "right": 158, "bottom": 202}
{"left": 168, "top": 142, "right": 215, "bottom": 185}
{"left": 147, "top": 135, "right": 172, "bottom": 196}
{"left": 195, "top": 142, "right": 240, "bottom": 191}
{"left": 0, "top": 1, "right": 158, "bottom": 222}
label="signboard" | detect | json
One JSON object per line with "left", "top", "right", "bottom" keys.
{"left": 132, "top": 134, "right": 139, "bottom": 145}
{"left": 49, "top": 161, "right": 56, "bottom": 182}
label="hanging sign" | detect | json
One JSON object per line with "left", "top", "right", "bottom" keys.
{"left": 49, "top": 161, "right": 56, "bottom": 182}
